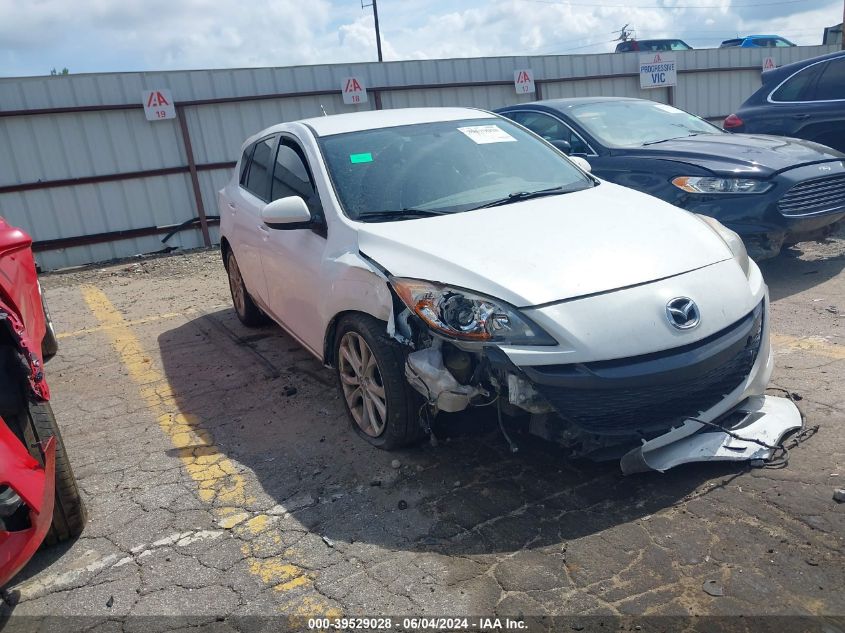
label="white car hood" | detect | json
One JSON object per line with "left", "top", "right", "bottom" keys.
{"left": 356, "top": 181, "right": 733, "bottom": 307}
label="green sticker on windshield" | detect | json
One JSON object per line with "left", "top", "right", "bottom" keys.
{"left": 349, "top": 152, "right": 373, "bottom": 164}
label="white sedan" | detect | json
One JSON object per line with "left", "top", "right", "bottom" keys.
{"left": 218, "top": 107, "right": 802, "bottom": 473}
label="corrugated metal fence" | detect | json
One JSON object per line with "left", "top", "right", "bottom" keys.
{"left": 0, "top": 45, "right": 837, "bottom": 269}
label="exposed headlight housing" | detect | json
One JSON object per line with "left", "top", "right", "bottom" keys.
{"left": 696, "top": 215, "right": 750, "bottom": 277}
{"left": 672, "top": 176, "right": 772, "bottom": 195}
{"left": 391, "top": 278, "right": 556, "bottom": 345}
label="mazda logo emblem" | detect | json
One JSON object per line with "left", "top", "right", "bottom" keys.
{"left": 666, "top": 297, "right": 700, "bottom": 330}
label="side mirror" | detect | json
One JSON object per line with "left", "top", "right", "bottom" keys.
{"left": 549, "top": 139, "right": 572, "bottom": 154}
{"left": 569, "top": 156, "right": 592, "bottom": 173}
{"left": 261, "top": 196, "right": 312, "bottom": 229}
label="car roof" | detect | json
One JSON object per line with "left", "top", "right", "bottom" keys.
{"left": 499, "top": 97, "right": 642, "bottom": 112}
{"left": 291, "top": 107, "right": 494, "bottom": 137}
{"left": 761, "top": 50, "right": 845, "bottom": 83}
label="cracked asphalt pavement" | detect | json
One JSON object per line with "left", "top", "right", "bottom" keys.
{"left": 1, "top": 233, "right": 843, "bottom": 631}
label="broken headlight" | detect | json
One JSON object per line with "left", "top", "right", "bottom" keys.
{"left": 391, "top": 278, "right": 556, "bottom": 345}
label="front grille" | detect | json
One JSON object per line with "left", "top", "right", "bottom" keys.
{"left": 778, "top": 174, "right": 845, "bottom": 217}
{"left": 526, "top": 304, "right": 764, "bottom": 436}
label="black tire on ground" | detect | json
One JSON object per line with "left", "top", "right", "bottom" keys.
{"left": 18, "top": 400, "right": 86, "bottom": 544}
{"left": 335, "top": 313, "right": 423, "bottom": 450}
{"left": 40, "top": 293, "right": 59, "bottom": 361}
{"left": 225, "top": 250, "right": 268, "bottom": 327}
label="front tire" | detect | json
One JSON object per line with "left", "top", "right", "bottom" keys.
{"left": 40, "top": 291, "right": 59, "bottom": 361}
{"left": 335, "top": 314, "right": 422, "bottom": 450}
{"left": 18, "top": 401, "right": 86, "bottom": 544}
{"left": 226, "top": 250, "right": 267, "bottom": 327}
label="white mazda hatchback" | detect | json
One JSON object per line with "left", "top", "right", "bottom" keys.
{"left": 219, "top": 107, "right": 802, "bottom": 473}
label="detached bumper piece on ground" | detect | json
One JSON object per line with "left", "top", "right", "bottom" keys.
{"left": 0, "top": 423, "right": 55, "bottom": 588}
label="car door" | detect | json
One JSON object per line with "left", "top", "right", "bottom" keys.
{"left": 229, "top": 135, "right": 277, "bottom": 306}
{"left": 757, "top": 62, "right": 826, "bottom": 138}
{"left": 258, "top": 134, "right": 329, "bottom": 356}
{"left": 506, "top": 110, "right": 595, "bottom": 156}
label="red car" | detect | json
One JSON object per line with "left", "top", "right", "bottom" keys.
{"left": 0, "top": 217, "right": 85, "bottom": 588}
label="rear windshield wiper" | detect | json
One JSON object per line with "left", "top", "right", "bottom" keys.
{"left": 471, "top": 186, "right": 570, "bottom": 210}
{"left": 355, "top": 208, "right": 448, "bottom": 222}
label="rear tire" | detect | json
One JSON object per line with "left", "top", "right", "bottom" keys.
{"left": 335, "top": 314, "right": 422, "bottom": 450}
{"left": 226, "top": 250, "right": 268, "bottom": 327}
{"left": 18, "top": 401, "right": 86, "bottom": 544}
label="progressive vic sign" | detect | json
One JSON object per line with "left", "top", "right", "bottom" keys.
{"left": 639, "top": 53, "right": 677, "bottom": 90}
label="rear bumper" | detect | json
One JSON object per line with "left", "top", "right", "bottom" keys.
{"left": 0, "top": 419, "right": 55, "bottom": 588}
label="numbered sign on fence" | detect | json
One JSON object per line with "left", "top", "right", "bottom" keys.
{"left": 514, "top": 69, "right": 536, "bottom": 94}
{"left": 341, "top": 77, "right": 368, "bottom": 105}
{"left": 142, "top": 89, "right": 175, "bottom": 121}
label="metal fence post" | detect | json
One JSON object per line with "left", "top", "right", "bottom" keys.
{"left": 176, "top": 104, "right": 212, "bottom": 247}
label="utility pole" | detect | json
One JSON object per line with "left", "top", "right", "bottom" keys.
{"left": 362, "top": 0, "right": 384, "bottom": 62}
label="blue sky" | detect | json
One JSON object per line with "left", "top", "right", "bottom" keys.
{"left": 0, "top": 0, "right": 840, "bottom": 77}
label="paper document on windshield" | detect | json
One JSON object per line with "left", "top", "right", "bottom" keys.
{"left": 457, "top": 125, "right": 517, "bottom": 144}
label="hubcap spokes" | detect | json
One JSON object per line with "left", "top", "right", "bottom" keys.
{"left": 338, "top": 332, "right": 387, "bottom": 437}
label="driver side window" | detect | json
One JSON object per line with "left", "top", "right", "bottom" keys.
{"left": 272, "top": 139, "right": 325, "bottom": 226}
{"left": 510, "top": 111, "right": 591, "bottom": 154}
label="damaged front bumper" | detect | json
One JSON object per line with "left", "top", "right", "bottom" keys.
{"left": 403, "top": 296, "right": 803, "bottom": 473}
{"left": 0, "top": 418, "right": 55, "bottom": 588}
{"left": 619, "top": 395, "right": 802, "bottom": 474}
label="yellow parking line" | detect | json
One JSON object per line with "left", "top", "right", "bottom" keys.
{"left": 56, "top": 306, "right": 226, "bottom": 339}
{"left": 80, "top": 286, "right": 340, "bottom": 618}
{"left": 772, "top": 333, "right": 845, "bottom": 360}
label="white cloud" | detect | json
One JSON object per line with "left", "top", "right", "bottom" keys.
{"left": 0, "top": 0, "right": 840, "bottom": 76}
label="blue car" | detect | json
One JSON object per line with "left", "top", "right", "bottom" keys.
{"left": 725, "top": 51, "right": 845, "bottom": 153}
{"left": 719, "top": 35, "right": 795, "bottom": 48}
{"left": 496, "top": 97, "right": 845, "bottom": 259}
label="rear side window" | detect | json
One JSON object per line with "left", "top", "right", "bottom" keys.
{"left": 771, "top": 63, "right": 824, "bottom": 102}
{"left": 815, "top": 58, "right": 845, "bottom": 100}
{"left": 616, "top": 42, "right": 633, "bottom": 52}
{"left": 242, "top": 136, "right": 276, "bottom": 201}
{"left": 720, "top": 39, "right": 742, "bottom": 48}
{"left": 239, "top": 145, "right": 254, "bottom": 184}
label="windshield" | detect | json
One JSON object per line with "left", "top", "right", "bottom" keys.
{"left": 318, "top": 117, "right": 593, "bottom": 220}
{"left": 569, "top": 101, "right": 722, "bottom": 148}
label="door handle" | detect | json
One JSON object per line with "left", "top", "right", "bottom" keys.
{"left": 227, "top": 202, "right": 237, "bottom": 213}
{"left": 791, "top": 114, "right": 810, "bottom": 120}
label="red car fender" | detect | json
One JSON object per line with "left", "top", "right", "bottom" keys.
{"left": 0, "top": 419, "right": 55, "bottom": 588}
{"left": 0, "top": 217, "right": 48, "bottom": 402}
{"left": 0, "top": 301, "right": 49, "bottom": 402}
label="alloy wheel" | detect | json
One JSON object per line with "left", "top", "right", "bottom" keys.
{"left": 338, "top": 331, "right": 387, "bottom": 437}
{"left": 227, "top": 253, "right": 246, "bottom": 317}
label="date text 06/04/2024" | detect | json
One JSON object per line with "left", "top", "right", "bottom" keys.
{"left": 307, "top": 617, "right": 528, "bottom": 630}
